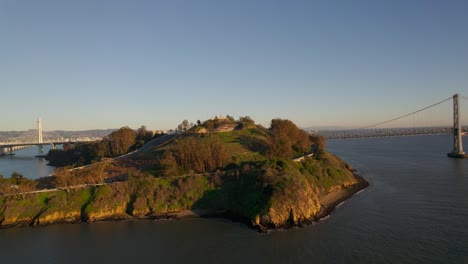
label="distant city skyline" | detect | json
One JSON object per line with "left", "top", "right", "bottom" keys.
{"left": 1, "top": 0, "right": 467, "bottom": 131}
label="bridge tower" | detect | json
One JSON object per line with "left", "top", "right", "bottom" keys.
{"left": 448, "top": 94, "right": 467, "bottom": 158}
{"left": 37, "top": 118, "right": 44, "bottom": 153}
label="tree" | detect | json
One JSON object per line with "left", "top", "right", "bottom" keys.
{"left": 310, "top": 134, "right": 326, "bottom": 159}
{"left": 176, "top": 120, "right": 191, "bottom": 133}
{"left": 239, "top": 116, "right": 254, "bottom": 124}
{"left": 136, "top": 125, "right": 153, "bottom": 147}
{"left": 209, "top": 137, "right": 228, "bottom": 169}
{"left": 181, "top": 120, "right": 190, "bottom": 132}
{"left": 310, "top": 135, "right": 326, "bottom": 150}
{"left": 158, "top": 150, "right": 180, "bottom": 176}
{"left": 267, "top": 134, "right": 293, "bottom": 158}
{"left": 267, "top": 119, "right": 311, "bottom": 158}
{"left": 293, "top": 130, "right": 311, "bottom": 154}
{"left": 53, "top": 167, "right": 73, "bottom": 190}
{"left": 204, "top": 120, "right": 215, "bottom": 132}
{"left": 11, "top": 171, "right": 25, "bottom": 182}
{"left": 171, "top": 136, "right": 229, "bottom": 174}
{"left": 107, "top": 127, "right": 137, "bottom": 156}
{"left": 137, "top": 125, "right": 148, "bottom": 140}
{"left": 238, "top": 116, "right": 255, "bottom": 129}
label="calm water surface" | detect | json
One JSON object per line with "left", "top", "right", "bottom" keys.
{"left": 1, "top": 135, "right": 467, "bottom": 263}
{"left": 0, "top": 146, "right": 54, "bottom": 179}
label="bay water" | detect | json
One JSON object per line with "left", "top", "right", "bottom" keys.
{"left": 0, "top": 145, "right": 54, "bottom": 179}
{"left": 0, "top": 135, "right": 467, "bottom": 263}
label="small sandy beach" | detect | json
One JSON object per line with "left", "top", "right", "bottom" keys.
{"left": 319, "top": 175, "right": 368, "bottom": 213}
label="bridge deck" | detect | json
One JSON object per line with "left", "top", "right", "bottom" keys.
{"left": 0, "top": 141, "right": 93, "bottom": 148}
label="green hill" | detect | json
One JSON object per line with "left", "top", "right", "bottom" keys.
{"left": 0, "top": 117, "right": 367, "bottom": 231}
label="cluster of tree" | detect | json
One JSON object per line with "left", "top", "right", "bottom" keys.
{"left": 156, "top": 136, "right": 229, "bottom": 175}
{"left": 0, "top": 172, "right": 37, "bottom": 197}
{"left": 237, "top": 116, "right": 255, "bottom": 129}
{"left": 174, "top": 116, "right": 255, "bottom": 134}
{"left": 135, "top": 126, "right": 154, "bottom": 148}
{"left": 176, "top": 120, "right": 194, "bottom": 133}
{"left": 51, "top": 163, "right": 108, "bottom": 190}
{"left": 266, "top": 119, "right": 312, "bottom": 159}
{"left": 200, "top": 115, "right": 254, "bottom": 132}
{"left": 47, "top": 126, "right": 161, "bottom": 167}
{"left": 202, "top": 119, "right": 228, "bottom": 132}
{"left": 309, "top": 134, "right": 326, "bottom": 159}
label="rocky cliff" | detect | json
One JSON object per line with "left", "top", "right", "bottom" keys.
{"left": 0, "top": 154, "right": 367, "bottom": 231}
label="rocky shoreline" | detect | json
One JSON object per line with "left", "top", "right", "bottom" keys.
{"left": 249, "top": 174, "right": 369, "bottom": 232}
{"left": 0, "top": 174, "right": 367, "bottom": 232}
{"left": 133, "top": 174, "right": 368, "bottom": 232}
{"left": 0, "top": 168, "right": 368, "bottom": 232}
{"left": 92, "top": 174, "right": 369, "bottom": 233}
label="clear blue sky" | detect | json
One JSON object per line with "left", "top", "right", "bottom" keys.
{"left": 1, "top": 0, "right": 467, "bottom": 131}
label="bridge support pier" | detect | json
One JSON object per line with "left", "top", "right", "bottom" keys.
{"left": 3, "top": 147, "right": 15, "bottom": 156}
{"left": 448, "top": 94, "right": 467, "bottom": 158}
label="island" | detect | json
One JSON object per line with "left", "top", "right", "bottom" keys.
{"left": 0, "top": 116, "right": 368, "bottom": 232}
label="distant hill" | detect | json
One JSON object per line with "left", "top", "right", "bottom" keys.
{"left": 0, "top": 129, "right": 116, "bottom": 142}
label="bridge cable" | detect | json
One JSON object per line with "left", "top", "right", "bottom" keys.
{"left": 41, "top": 122, "right": 67, "bottom": 142}
{"left": 49, "top": 129, "right": 66, "bottom": 141}
{"left": 358, "top": 96, "right": 453, "bottom": 129}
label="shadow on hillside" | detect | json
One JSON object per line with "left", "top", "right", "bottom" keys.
{"left": 238, "top": 135, "right": 269, "bottom": 153}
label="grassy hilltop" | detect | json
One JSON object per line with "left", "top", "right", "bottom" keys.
{"left": 0, "top": 117, "right": 367, "bottom": 231}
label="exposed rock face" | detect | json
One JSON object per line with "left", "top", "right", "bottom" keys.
{"left": 0, "top": 155, "right": 368, "bottom": 231}
{"left": 196, "top": 127, "right": 208, "bottom": 134}
{"left": 257, "top": 179, "right": 322, "bottom": 228}
{"left": 34, "top": 210, "right": 81, "bottom": 226}
{"left": 83, "top": 185, "right": 131, "bottom": 222}
{"left": 129, "top": 196, "right": 151, "bottom": 218}
{"left": 0, "top": 197, "right": 44, "bottom": 228}
{"left": 325, "top": 180, "right": 357, "bottom": 194}
{"left": 85, "top": 203, "right": 129, "bottom": 222}
{"left": 1, "top": 215, "right": 34, "bottom": 228}
{"left": 33, "top": 190, "right": 91, "bottom": 226}
{"left": 213, "top": 124, "right": 237, "bottom": 133}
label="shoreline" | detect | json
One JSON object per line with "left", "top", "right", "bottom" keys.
{"left": 316, "top": 174, "right": 369, "bottom": 222}
{"left": 155, "top": 174, "right": 369, "bottom": 232}
{"left": 0, "top": 175, "right": 368, "bottom": 232}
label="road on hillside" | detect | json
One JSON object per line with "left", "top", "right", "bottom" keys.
{"left": 115, "top": 134, "right": 177, "bottom": 160}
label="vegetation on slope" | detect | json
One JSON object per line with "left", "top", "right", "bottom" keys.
{"left": 0, "top": 116, "right": 365, "bottom": 231}
{"left": 46, "top": 126, "right": 161, "bottom": 167}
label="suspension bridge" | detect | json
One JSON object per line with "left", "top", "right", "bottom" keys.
{"left": 0, "top": 118, "right": 94, "bottom": 156}
{"left": 1, "top": 94, "right": 467, "bottom": 159}
{"left": 316, "top": 94, "right": 468, "bottom": 158}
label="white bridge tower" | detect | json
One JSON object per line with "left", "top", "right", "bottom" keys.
{"left": 447, "top": 94, "right": 467, "bottom": 158}
{"left": 37, "top": 118, "right": 44, "bottom": 153}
